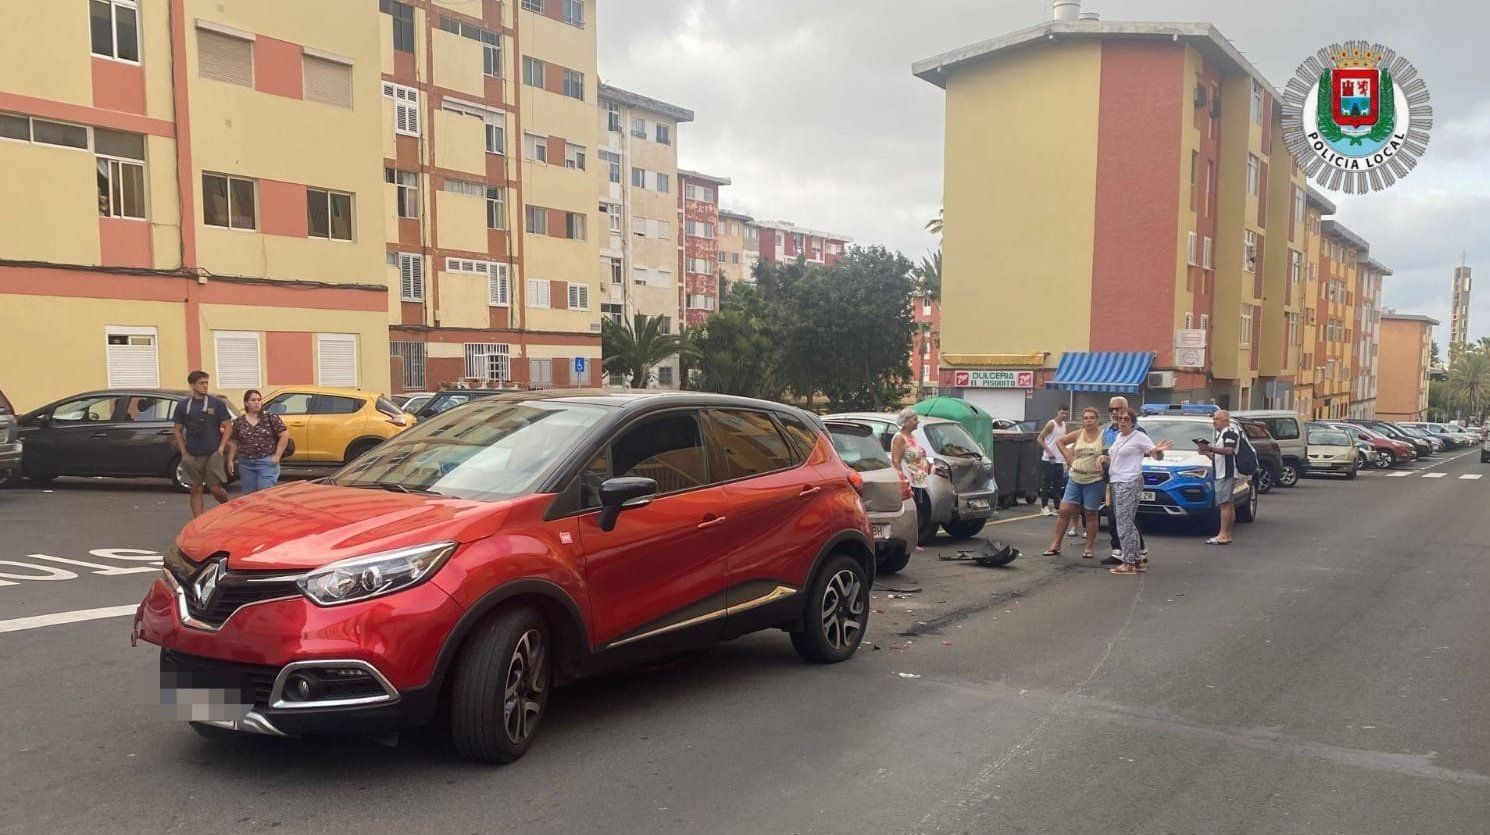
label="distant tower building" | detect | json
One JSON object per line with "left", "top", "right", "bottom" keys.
{"left": 1450, "top": 259, "right": 1471, "bottom": 367}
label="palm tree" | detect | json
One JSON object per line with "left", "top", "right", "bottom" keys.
{"left": 674, "top": 324, "right": 704, "bottom": 390}
{"left": 925, "top": 208, "right": 943, "bottom": 237}
{"left": 602, "top": 313, "right": 682, "bottom": 389}
{"left": 913, "top": 249, "right": 942, "bottom": 302}
{"left": 1447, "top": 347, "right": 1490, "bottom": 420}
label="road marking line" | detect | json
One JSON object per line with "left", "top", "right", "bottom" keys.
{"left": 1423, "top": 472, "right": 1447, "bottom": 479}
{"left": 1460, "top": 474, "right": 1483, "bottom": 480}
{"left": 0, "top": 605, "right": 137, "bottom": 634}
{"left": 1387, "top": 471, "right": 1412, "bottom": 477}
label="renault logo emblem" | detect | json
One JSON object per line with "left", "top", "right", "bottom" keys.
{"left": 192, "top": 557, "right": 227, "bottom": 607}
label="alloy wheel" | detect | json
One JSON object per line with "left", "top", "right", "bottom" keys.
{"left": 1256, "top": 467, "right": 1274, "bottom": 493}
{"left": 1374, "top": 450, "right": 1394, "bottom": 469}
{"left": 820, "top": 569, "right": 866, "bottom": 651}
{"left": 502, "top": 628, "right": 548, "bottom": 745}
{"left": 1278, "top": 463, "right": 1299, "bottom": 488}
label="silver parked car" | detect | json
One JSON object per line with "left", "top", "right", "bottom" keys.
{"left": 825, "top": 412, "right": 997, "bottom": 544}
{"left": 825, "top": 421, "right": 917, "bottom": 573}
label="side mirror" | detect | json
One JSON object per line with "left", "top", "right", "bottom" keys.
{"left": 34, "top": 414, "right": 52, "bottom": 428}
{"left": 597, "top": 477, "right": 657, "bottom": 532}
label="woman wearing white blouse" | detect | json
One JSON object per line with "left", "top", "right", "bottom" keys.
{"left": 1101, "top": 408, "right": 1173, "bottom": 575}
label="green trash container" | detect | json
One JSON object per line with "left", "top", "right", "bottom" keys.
{"left": 990, "top": 434, "right": 1022, "bottom": 508}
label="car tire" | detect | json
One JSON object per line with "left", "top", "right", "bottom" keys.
{"left": 25, "top": 470, "right": 57, "bottom": 485}
{"left": 345, "top": 439, "right": 382, "bottom": 464}
{"left": 169, "top": 456, "right": 190, "bottom": 492}
{"left": 0, "top": 468, "right": 20, "bottom": 488}
{"left": 1236, "top": 484, "right": 1258, "bottom": 523}
{"left": 790, "top": 554, "right": 869, "bottom": 664}
{"left": 876, "top": 544, "right": 911, "bottom": 575}
{"left": 943, "top": 519, "right": 986, "bottom": 539}
{"left": 1374, "top": 450, "right": 1395, "bottom": 469}
{"left": 450, "top": 606, "right": 551, "bottom": 765}
{"left": 1256, "top": 466, "right": 1275, "bottom": 494}
{"left": 1277, "top": 461, "right": 1300, "bottom": 488}
{"left": 1346, "top": 464, "right": 1358, "bottom": 480}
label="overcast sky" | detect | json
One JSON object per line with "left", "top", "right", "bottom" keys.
{"left": 598, "top": 0, "right": 1488, "bottom": 346}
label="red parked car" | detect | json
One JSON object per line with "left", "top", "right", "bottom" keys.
{"left": 135, "top": 392, "right": 874, "bottom": 763}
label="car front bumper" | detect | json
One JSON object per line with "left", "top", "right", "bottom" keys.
{"left": 137, "top": 571, "right": 465, "bottom": 736}
{"left": 1307, "top": 458, "right": 1355, "bottom": 472}
{"left": 1137, "top": 478, "right": 1218, "bottom": 517}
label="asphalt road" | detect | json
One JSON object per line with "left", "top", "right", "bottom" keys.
{"left": 1, "top": 453, "right": 1487, "bottom": 834}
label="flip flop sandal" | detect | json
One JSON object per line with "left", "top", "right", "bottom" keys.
{"left": 1109, "top": 565, "right": 1139, "bottom": 575}
{"left": 1136, "top": 559, "right": 1148, "bottom": 572}
{"left": 1081, "top": 551, "right": 1095, "bottom": 559}
{"left": 1042, "top": 549, "right": 1061, "bottom": 557}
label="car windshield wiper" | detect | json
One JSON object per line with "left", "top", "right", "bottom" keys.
{"left": 353, "top": 481, "right": 444, "bottom": 497}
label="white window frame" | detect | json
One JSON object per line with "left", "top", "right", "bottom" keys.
{"left": 607, "top": 257, "right": 623, "bottom": 284}
{"left": 486, "top": 186, "right": 507, "bottom": 230}
{"left": 316, "top": 333, "right": 359, "bottom": 387}
{"left": 631, "top": 166, "right": 647, "bottom": 188}
{"left": 489, "top": 263, "right": 511, "bottom": 306}
{"left": 1251, "top": 79, "right": 1264, "bottom": 123}
{"left": 386, "top": 168, "right": 419, "bottom": 219}
{"left": 1246, "top": 155, "right": 1260, "bottom": 196}
{"left": 1186, "top": 231, "right": 1197, "bottom": 267}
{"left": 444, "top": 99, "right": 506, "bottom": 155}
{"left": 562, "top": 0, "right": 585, "bottom": 28}
{"left": 104, "top": 325, "right": 159, "bottom": 387}
{"left": 526, "top": 278, "right": 551, "bottom": 308}
{"left": 525, "top": 204, "right": 548, "bottom": 235}
{"left": 91, "top": 0, "right": 141, "bottom": 64}
{"left": 567, "top": 282, "right": 590, "bottom": 311}
{"left": 605, "top": 102, "right": 621, "bottom": 133}
{"left": 1243, "top": 229, "right": 1257, "bottom": 272}
{"left": 307, "top": 188, "right": 355, "bottom": 241}
{"left": 600, "top": 149, "right": 621, "bottom": 184}
{"left": 564, "top": 142, "right": 586, "bottom": 171}
{"left": 398, "top": 252, "right": 425, "bottom": 301}
{"left": 214, "top": 330, "right": 263, "bottom": 389}
{"left": 562, "top": 68, "right": 584, "bottom": 100}
{"left": 1240, "top": 306, "right": 1254, "bottom": 348}
{"left": 465, "top": 343, "right": 510, "bottom": 382}
{"left": 1202, "top": 235, "right": 1213, "bottom": 270}
{"left": 523, "top": 132, "right": 548, "bottom": 164}
{"left": 630, "top": 115, "right": 646, "bottom": 139}
{"left": 655, "top": 122, "right": 671, "bottom": 145}
{"left": 655, "top": 172, "right": 670, "bottom": 194}
{"left": 1200, "top": 314, "right": 1211, "bottom": 331}
{"left": 382, "top": 82, "right": 420, "bottom": 137}
{"left": 97, "top": 154, "right": 147, "bottom": 220}
{"left": 201, "top": 172, "right": 257, "bottom": 231}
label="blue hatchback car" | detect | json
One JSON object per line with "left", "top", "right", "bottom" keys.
{"left": 1132, "top": 416, "right": 1258, "bottom": 526}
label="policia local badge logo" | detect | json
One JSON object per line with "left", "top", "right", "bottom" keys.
{"left": 1281, "top": 41, "right": 1432, "bottom": 193}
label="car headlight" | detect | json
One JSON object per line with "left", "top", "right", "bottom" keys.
{"left": 298, "top": 542, "right": 458, "bottom": 607}
{"left": 1176, "top": 468, "right": 1210, "bottom": 480}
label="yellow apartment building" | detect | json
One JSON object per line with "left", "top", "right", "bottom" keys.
{"left": 1351, "top": 258, "right": 1390, "bottom": 418}
{"left": 1295, "top": 187, "right": 1335, "bottom": 418}
{"left": 1, "top": 0, "right": 392, "bottom": 410}
{"left": 597, "top": 83, "right": 692, "bottom": 388}
{"left": 381, "top": 0, "right": 602, "bottom": 391}
{"left": 716, "top": 209, "right": 752, "bottom": 290}
{"left": 1313, "top": 220, "right": 1369, "bottom": 419}
{"left": 1378, "top": 313, "right": 1438, "bottom": 421}
{"left": 912, "top": 9, "right": 1361, "bottom": 417}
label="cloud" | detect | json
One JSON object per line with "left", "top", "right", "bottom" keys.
{"left": 597, "top": 0, "right": 1489, "bottom": 338}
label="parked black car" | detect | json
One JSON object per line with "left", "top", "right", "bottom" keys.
{"left": 2, "top": 389, "right": 237, "bottom": 490}
{"left": 1347, "top": 420, "right": 1433, "bottom": 458}
{"left": 1238, "top": 419, "right": 1285, "bottom": 494}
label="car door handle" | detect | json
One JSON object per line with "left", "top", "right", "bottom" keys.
{"left": 155, "top": 429, "right": 174, "bottom": 435}
{"left": 798, "top": 486, "right": 822, "bottom": 497}
{"left": 696, "top": 515, "right": 728, "bottom": 530}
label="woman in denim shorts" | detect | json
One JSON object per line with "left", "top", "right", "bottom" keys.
{"left": 1044, "top": 407, "right": 1106, "bottom": 559}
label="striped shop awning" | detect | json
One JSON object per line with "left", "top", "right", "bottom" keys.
{"left": 1046, "top": 351, "right": 1157, "bottom": 394}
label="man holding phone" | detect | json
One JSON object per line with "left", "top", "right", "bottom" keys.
{"left": 1197, "top": 409, "right": 1240, "bottom": 545}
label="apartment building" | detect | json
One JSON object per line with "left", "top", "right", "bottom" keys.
{"left": 912, "top": 294, "right": 943, "bottom": 397}
{"left": 1450, "top": 263, "right": 1471, "bottom": 367}
{"left": 1378, "top": 313, "right": 1438, "bottom": 421}
{"left": 1311, "top": 220, "right": 1367, "bottom": 419}
{"left": 1350, "top": 258, "right": 1390, "bottom": 418}
{"left": 678, "top": 169, "right": 729, "bottom": 328}
{"left": 0, "top": 0, "right": 392, "bottom": 410}
{"left": 597, "top": 83, "right": 692, "bottom": 387}
{"left": 1295, "top": 187, "right": 1336, "bottom": 419}
{"left": 752, "top": 220, "right": 849, "bottom": 268}
{"left": 379, "top": 0, "right": 602, "bottom": 392}
{"left": 912, "top": 4, "right": 1352, "bottom": 418}
{"left": 717, "top": 209, "right": 755, "bottom": 287}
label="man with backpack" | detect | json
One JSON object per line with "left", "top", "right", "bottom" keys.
{"left": 1197, "top": 409, "right": 1248, "bottom": 545}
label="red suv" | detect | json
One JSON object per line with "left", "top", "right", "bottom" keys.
{"left": 136, "top": 392, "right": 874, "bottom": 762}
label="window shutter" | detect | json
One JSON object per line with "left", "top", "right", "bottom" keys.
{"left": 106, "top": 328, "right": 160, "bottom": 388}
{"left": 197, "top": 28, "right": 253, "bottom": 87}
{"left": 399, "top": 253, "right": 424, "bottom": 300}
{"left": 488, "top": 263, "right": 510, "bottom": 306}
{"left": 316, "top": 334, "right": 358, "bottom": 387}
{"left": 303, "top": 55, "right": 353, "bottom": 107}
{"left": 386, "top": 84, "right": 419, "bottom": 136}
{"left": 213, "top": 331, "right": 262, "bottom": 388}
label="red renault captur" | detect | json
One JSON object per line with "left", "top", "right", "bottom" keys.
{"left": 136, "top": 392, "right": 874, "bottom": 763}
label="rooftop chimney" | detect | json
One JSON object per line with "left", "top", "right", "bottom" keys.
{"left": 1051, "top": 0, "right": 1081, "bottom": 21}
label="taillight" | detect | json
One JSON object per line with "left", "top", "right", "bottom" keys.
{"left": 847, "top": 470, "right": 864, "bottom": 495}
{"left": 897, "top": 470, "right": 912, "bottom": 500}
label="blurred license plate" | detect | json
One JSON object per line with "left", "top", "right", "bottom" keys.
{"left": 872, "top": 524, "right": 891, "bottom": 540}
{"left": 967, "top": 499, "right": 990, "bottom": 511}
{"left": 1141, "top": 491, "right": 1157, "bottom": 502}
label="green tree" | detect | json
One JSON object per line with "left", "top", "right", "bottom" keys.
{"left": 695, "top": 283, "right": 782, "bottom": 399}
{"left": 1447, "top": 347, "right": 1490, "bottom": 420}
{"left": 925, "top": 208, "right": 943, "bottom": 237}
{"left": 673, "top": 324, "right": 703, "bottom": 390}
{"left": 1430, "top": 340, "right": 1442, "bottom": 367}
{"left": 913, "top": 249, "right": 942, "bottom": 302}
{"left": 602, "top": 313, "right": 682, "bottom": 389}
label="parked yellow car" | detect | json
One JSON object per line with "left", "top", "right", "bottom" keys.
{"left": 1305, "top": 424, "right": 1359, "bottom": 479}
{"left": 262, "top": 387, "right": 415, "bottom": 468}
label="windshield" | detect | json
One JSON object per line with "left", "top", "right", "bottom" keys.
{"left": 1399, "top": 426, "right": 1432, "bottom": 439}
{"left": 329, "top": 399, "right": 610, "bottom": 501}
{"left": 827, "top": 427, "right": 892, "bottom": 472}
{"left": 1133, "top": 420, "right": 1214, "bottom": 451}
{"left": 1309, "top": 430, "right": 1351, "bottom": 446}
{"left": 924, "top": 423, "right": 983, "bottom": 457}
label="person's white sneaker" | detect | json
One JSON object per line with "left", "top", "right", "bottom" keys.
{"left": 1111, "top": 549, "right": 1122, "bottom": 558}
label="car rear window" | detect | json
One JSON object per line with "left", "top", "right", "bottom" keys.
{"left": 706, "top": 409, "right": 797, "bottom": 480}
{"left": 1309, "top": 430, "right": 1350, "bottom": 446}
{"left": 924, "top": 423, "right": 982, "bottom": 457}
{"left": 776, "top": 411, "right": 823, "bottom": 459}
{"left": 827, "top": 426, "right": 892, "bottom": 472}
{"left": 1260, "top": 418, "right": 1300, "bottom": 440}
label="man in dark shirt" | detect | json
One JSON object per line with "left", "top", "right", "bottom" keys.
{"left": 172, "top": 370, "right": 231, "bottom": 517}
{"left": 1197, "top": 409, "right": 1241, "bottom": 545}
